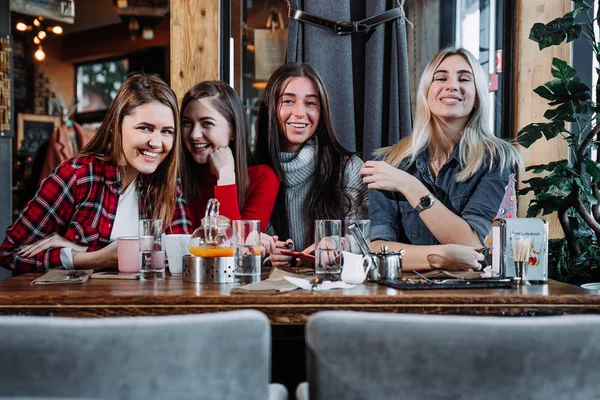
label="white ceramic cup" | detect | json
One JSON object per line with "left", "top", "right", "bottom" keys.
{"left": 163, "top": 234, "right": 192, "bottom": 276}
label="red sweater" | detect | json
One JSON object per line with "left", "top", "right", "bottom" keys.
{"left": 189, "top": 164, "right": 280, "bottom": 232}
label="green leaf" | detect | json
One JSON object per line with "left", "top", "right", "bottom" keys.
{"left": 533, "top": 85, "right": 556, "bottom": 101}
{"left": 544, "top": 105, "right": 576, "bottom": 122}
{"left": 574, "top": 178, "right": 598, "bottom": 205}
{"left": 517, "top": 187, "right": 533, "bottom": 196}
{"left": 551, "top": 58, "right": 578, "bottom": 80}
{"left": 517, "top": 121, "right": 565, "bottom": 147}
{"left": 525, "top": 160, "right": 569, "bottom": 173}
{"left": 526, "top": 195, "right": 562, "bottom": 216}
{"left": 568, "top": 216, "right": 580, "bottom": 231}
{"left": 526, "top": 203, "right": 542, "bottom": 218}
{"left": 517, "top": 125, "right": 542, "bottom": 147}
{"left": 572, "top": 0, "right": 592, "bottom": 13}
{"left": 526, "top": 204, "right": 542, "bottom": 218}
{"left": 545, "top": 79, "right": 590, "bottom": 104}
{"left": 544, "top": 99, "right": 592, "bottom": 122}
{"left": 529, "top": 16, "right": 583, "bottom": 50}
{"left": 582, "top": 158, "right": 600, "bottom": 181}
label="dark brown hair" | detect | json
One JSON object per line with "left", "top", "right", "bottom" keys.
{"left": 179, "top": 81, "right": 251, "bottom": 211}
{"left": 255, "top": 63, "right": 353, "bottom": 238}
{"left": 79, "top": 72, "right": 181, "bottom": 228}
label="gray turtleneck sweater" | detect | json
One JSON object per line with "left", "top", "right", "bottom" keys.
{"left": 275, "top": 137, "right": 368, "bottom": 250}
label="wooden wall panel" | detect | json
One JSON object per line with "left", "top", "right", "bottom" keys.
{"left": 515, "top": 0, "right": 571, "bottom": 239}
{"left": 170, "top": 0, "right": 220, "bottom": 103}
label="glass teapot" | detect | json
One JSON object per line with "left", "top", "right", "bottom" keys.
{"left": 188, "top": 199, "right": 235, "bottom": 257}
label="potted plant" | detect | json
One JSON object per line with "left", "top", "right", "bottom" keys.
{"left": 517, "top": 0, "right": 600, "bottom": 284}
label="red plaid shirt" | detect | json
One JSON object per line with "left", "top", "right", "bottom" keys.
{"left": 0, "top": 156, "right": 192, "bottom": 275}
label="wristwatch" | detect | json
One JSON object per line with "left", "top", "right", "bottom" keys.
{"left": 414, "top": 193, "right": 436, "bottom": 214}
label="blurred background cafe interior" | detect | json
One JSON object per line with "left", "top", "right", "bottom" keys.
{"left": 1, "top": 0, "right": 600, "bottom": 399}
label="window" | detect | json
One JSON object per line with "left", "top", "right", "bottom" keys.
{"left": 75, "top": 58, "right": 129, "bottom": 119}
{"left": 407, "top": 0, "right": 514, "bottom": 139}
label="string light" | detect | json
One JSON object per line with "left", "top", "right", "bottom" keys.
{"left": 34, "top": 46, "right": 46, "bottom": 62}
{"left": 15, "top": 22, "right": 30, "bottom": 32}
{"left": 15, "top": 16, "right": 63, "bottom": 62}
{"left": 142, "top": 26, "right": 154, "bottom": 40}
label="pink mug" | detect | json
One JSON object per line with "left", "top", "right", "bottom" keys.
{"left": 117, "top": 236, "right": 140, "bottom": 274}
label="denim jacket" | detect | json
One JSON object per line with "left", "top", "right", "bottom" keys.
{"left": 369, "top": 145, "right": 514, "bottom": 245}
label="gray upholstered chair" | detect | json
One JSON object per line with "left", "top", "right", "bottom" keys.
{"left": 0, "top": 310, "right": 287, "bottom": 400}
{"left": 297, "top": 311, "right": 600, "bottom": 400}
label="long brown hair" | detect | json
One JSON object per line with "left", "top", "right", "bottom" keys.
{"left": 255, "top": 63, "right": 353, "bottom": 238}
{"left": 179, "top": 81, "right": 251, "bottom": 210}
{"left": 79, "top": 72, "right": 181, "bottom": 228}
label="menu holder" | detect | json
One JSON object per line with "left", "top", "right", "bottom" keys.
{"left": 379, "top": 278, "right": 516, "bottom": 290}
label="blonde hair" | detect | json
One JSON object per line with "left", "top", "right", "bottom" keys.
{"left": 378, "top": 47, "right": 522, "bottom": 181}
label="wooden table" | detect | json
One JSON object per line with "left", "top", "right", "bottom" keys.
{"left": 0, "top": 274, "right": 599, "bottom": 322}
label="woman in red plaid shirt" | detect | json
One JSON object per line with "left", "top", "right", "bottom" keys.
{"left": 0, "top": 73, "right": 192, "bottom": 275}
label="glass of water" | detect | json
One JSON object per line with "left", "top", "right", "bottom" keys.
{"left": 233, "top": 220, "right": 261, "bottom": 285}
{"left": 315, "top": 219, "right": 342, "bottom": 279}
{"left": 139, "top": 219, "right": 165, "bottom": 281}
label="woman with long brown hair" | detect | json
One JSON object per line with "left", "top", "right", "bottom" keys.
{"left": 255, "top": 63, "right": 368, "bottom": 267}
{"left": 0, "top": 73, "right": 192, "bottom": 275}
{"left": 180, "top": 81, "right": 279, "bottom": 231}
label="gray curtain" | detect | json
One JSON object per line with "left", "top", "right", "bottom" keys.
{"left": 286, "top": 0, "right": 412, "bottom": 160}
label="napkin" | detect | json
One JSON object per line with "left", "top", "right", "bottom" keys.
{"left": 31, "top": 269, "right": 94, "bottom": 285}
{"left": 231, "top": 268, "right": 309, "bottom": 294}
{"left": 284, "top": 276, "right": 356, "bottom": 291}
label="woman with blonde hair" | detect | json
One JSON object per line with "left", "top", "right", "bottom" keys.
{"left": 0, "top": 73, "right": 192, "bottom": 275}
{"left": 361, "top": 47, "right": 521, "bottom": 271}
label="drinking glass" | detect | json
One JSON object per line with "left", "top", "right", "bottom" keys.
{"left": 117, "top": 236, "right": 140, "bottom": 274}
{"left": 314, "top": 219, "right": 342, "bottom": 278}
{"left": 139, "top": 219, "right": 165, "bottom": 281}
{"left": 233, "top": 220, "right": 261, "bottom": 285}
{"left": 344, "top": 219, "right": 371, "bottom": 255}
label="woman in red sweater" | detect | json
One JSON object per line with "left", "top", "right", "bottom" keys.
{"left": 180, "top": 81, "right": 279, "bottom": 231}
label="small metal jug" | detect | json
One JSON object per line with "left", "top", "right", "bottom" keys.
{"left": 369, "top": 245, "right": 404, "bottom": 281}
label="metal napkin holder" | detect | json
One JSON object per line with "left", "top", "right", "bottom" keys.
{"left": 491, "top": 218, "right": 548, "bottom": 282}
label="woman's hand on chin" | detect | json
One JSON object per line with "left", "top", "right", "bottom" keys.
{"left": 360, "top": 161, "right": 416, "bottom": 193}
{"left": 209, "top": 147, "right": 236, "bottom": 185}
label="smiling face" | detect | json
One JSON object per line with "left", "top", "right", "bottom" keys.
{"left": 427, "top": 55, "right": 476, "bottom": 125}
{"left": 182, "top": 98, "right": 232, "bottom": 164}
{"left": 121, "top": 101, "right": 175, "bottom": 178}
{"left": 277, "top": 76, "right": 321, "bottom": 152}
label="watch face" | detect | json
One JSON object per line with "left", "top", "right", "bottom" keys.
{"left": 420, "top": 195, "right": 433, "bottom": 208}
